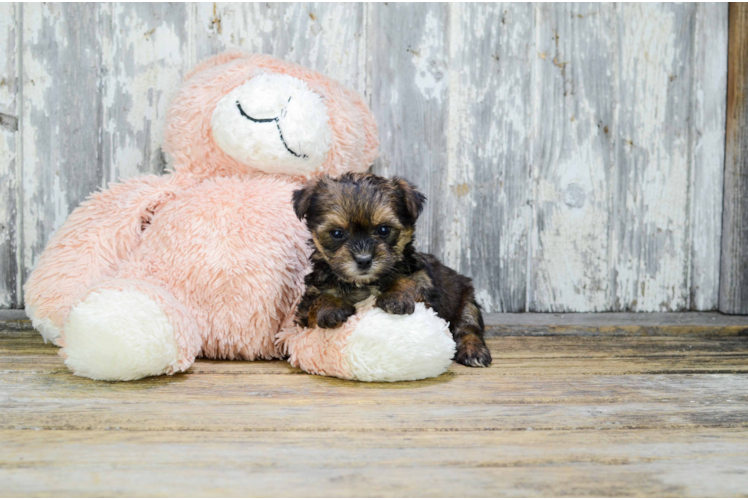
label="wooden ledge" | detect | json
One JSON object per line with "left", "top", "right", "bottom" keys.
{"left": 3, "top": 310, "right": 748, "bottom": 337}
{"left": 484, "top": 312, "right": 748, "bottom": 336}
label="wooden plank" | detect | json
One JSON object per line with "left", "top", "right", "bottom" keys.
{"left": 98, "top": 4, "right": 190, "bottom": 180}
{"left": 5, "top": 332, "right": 748, "bottom": 378}
{"left": 0, "top": 309, "right": 30, "bottom": 330}
{"left": 7, "top": 329, "right": 748, "bottom": 360}
{"left": 368, "top": 3, "right": 450, "bottom": 259}
{"left": 690, "top": 3, "right": 728, "bottom": 310}
{"left": 193, "top": 3, "right": 366, "bottom": 94}
{"left": 610, "top": 4, "right": 696, "bottom": 311}
{"left": 484, "top": 311, "right": 748, "bottom": 328}
{"left": 1, "top": 429, "right": 747, "bottom": 497}
{"left": 529, "top": 4, "right": 617, "bottom": 312}
{"left": 483, "top": 310, "right": 748, "bottom": 336}
{"left": 3, "top": 349, "right": 748, "bottom": 377}
{"left": 1, "top": 335, "right": 747, "bottom": 432}
{"left": 4, "top": 310, "right": 748, "bottom": 335}
{"left": 720, "top": 3, "right": 748, "bottom": 314}
{"left": 20, "top": 4, "right": 106, "bottom": 294}
{"left": 2, "top": 329, "right": 747, "bottom": 495}
{"left": 1, "top": 376, "right": 746, "bottom": 432}
{"left": 0, "top": 3, "right": 18, "bottom": 309}
{"left": 2, "top": 351, "right": 744, "bottom": 377}
{"left": 441, "top": 3, "right": 533, "bottom": 312}
{"left": 6, "top": 4, "right": 730, "bottom": 315}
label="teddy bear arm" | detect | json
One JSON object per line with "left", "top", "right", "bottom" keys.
{"left": 24, "top": 174, "right": 181, "bottom": 344}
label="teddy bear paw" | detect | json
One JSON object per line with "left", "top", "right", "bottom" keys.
{"left": 62, "top": 289, "right": 181, "bottom": 381}
{"left": 25, "top": 304, "right": 62, "bottom": 346}
{"left": 343, "top": 302, "right": 456, "bottom": 382}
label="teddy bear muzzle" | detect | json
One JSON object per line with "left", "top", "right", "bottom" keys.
{"left": 211, "top": 72, "right": 333, "bottom": 176}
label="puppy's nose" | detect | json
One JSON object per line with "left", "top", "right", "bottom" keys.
{"left": 354, "top": 254, "right": 373, "bottom": 270}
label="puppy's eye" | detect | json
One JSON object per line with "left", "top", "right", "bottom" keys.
{"left": 330, "top": 229, "right": 346, "bottom": 240}
{"left": 376, "top": 225, "right": 391, "bottom": 237}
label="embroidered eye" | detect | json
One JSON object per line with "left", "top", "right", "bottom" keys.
{"left": 330, "top": 229, "right": 346, "bottom": 240}
{"left": 377, "top": 225, "right": 391, "bottom": 237}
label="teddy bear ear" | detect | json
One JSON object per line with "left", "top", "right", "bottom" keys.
{"left": 184, "top": 51, "right": 250, "bottom": 81}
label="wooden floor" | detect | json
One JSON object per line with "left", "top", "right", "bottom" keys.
{"left": 2, "top": 317, "right": 748, "bottom": 497}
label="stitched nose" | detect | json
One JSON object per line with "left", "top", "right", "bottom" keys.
{"left": 354, "top": 254, "right": 373, "bottom": 270}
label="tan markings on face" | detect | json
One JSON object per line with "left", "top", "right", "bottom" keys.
{"left": 339, "top": 251, "right": 364, "bottom": 283}
{"left": 317, "top": 212, "right": 349, "bottom": 233}
{"left": 394, "top": 227, "right": 414, "bottom": 254}
{"left": 305, "top": 175, "right": 421, "bottom": 285}
{"left": 370, "top": 204, "right": 400, "bottom": 228}
{"left": 311, "top": 233, "right": 333, "bottom": 259}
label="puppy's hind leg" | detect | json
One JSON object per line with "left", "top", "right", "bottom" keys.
{"left": 452, "top": 295, "right": 492, "bottom": 367}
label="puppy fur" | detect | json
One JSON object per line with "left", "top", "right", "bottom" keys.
{"left": 292, "top": 173, "right": 491, "bottom": 368}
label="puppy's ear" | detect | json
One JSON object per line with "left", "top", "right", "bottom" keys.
{"left": 292, "top": 182, "right": 316, "bottom": 221}
{"left": 392, "top": 177, "right": 426, "bottom": 221}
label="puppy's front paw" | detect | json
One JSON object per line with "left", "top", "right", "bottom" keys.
{"left": 454, "top": 338, "right": 492, "bottom": 367}
{"left": 316, "top": 304, "right": 356, "bottom": 329}
{"left": 376, "top": 293, "right": 416, "bottom": 315}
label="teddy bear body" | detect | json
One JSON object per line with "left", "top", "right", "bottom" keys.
{"left": 119, "top": 174, "right": 309, "bottom": 360}
{"left": 24, "top": 52, "right": 456, "bottom": 382}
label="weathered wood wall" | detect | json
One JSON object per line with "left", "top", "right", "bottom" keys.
{"left": 0, "top": 3, "right": 730, "bottom": 312}
{"left": 720, "top": 3, "right": 748, "bottom": 314}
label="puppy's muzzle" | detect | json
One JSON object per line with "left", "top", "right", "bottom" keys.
{"left": 349, "top": 238, "right": 375, "bottom": 271}
{"left": 354, "top": 254, "right": 373, "bottom": 270}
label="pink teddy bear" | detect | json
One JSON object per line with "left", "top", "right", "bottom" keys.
{"left": 24, "top": 53, "right": 454, "bottom": 382}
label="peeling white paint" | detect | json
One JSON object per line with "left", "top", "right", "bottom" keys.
{"left": 412, "top": 10, "right": 447, "bottom": 103}
{"left": 612, "top": 4, "right": 694, "bottom": 311}
{"left": 0, "top": 3, "right": 730, "bottom": 313}
{"left": 690, "top": 3, "right": 727, "bottom": 311}
{"left": 0, "top": 3, "right": 18, "bottom": 307}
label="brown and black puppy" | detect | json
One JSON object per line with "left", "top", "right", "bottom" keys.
{"left": 292, "top": 172, "right": 492, "bottom": 367}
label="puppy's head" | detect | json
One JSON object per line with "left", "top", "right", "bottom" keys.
{"left": 293, "top": 173, "right": 425, "bottom": 284}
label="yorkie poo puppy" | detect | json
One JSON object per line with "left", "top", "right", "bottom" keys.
{"left": 292, "top": 173, "right": 492, "bottom": 367}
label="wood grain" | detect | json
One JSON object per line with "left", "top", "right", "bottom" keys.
{"left": 612, "top": 4, "right": 696, "bottom": 312}
{"left": 368, "top": 2, "right": 450, "bottom": 260}
{"left": 691, "top": 3, "right": 728, "bottom": 311}
{"left": 2, "top": 327, "right": 748, "bottom": 496}
{"left": 20, "top": 4, "right": 106, "bottom": 290}
{"left": 193, "top": 3, "right": 366, "bottom": 93}
{"left": 1, "top": 429, "right": 747, "bottom": 497}
{"left": 720, "top": 3, "right": 748, "bottom": 314}
{"left": 0, "top": 3, "right": 19, "bottom": 309}
{"left": 0, "top": 4, "right": 733, "bottom": 313}
{"left": 530, "top": 4, "right": 616, "bottom": 312}
{"left": 442, "top": 3, "right": 533, "bottom": 312}
{"left": 98, "top": 3, "right": 190, "bottom": 181}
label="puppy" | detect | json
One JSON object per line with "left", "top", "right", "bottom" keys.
{"left": 292, "top": 173, "right": 492, "bottom": 368}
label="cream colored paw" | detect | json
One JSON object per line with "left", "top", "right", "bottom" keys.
{"left": 344, "top": 303, "right": 456, "bottom": 382}
{"left": 26, "top": 304, "right": 62, "bottom": 345}
{"left": 63, "top": 289, "right": 180, "bottom": 381}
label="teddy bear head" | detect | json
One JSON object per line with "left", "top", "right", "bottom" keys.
{"left": 163, "top": 52, "right": 379, "bottom": 179}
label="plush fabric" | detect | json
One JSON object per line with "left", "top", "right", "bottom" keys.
{"left": 163, "top": 52, "right": 379, "bottom": 180}
{"left": 278, "top": 298, "right": 456, "bottom": 382}
{"left": 63, "top": 288, "right": 182, "bottom": 381}
{"left": 23, "top": 52, "right": 454, "bottom": 382}
{"left": 211, "top": 73, "right": 333, "bottom": 175}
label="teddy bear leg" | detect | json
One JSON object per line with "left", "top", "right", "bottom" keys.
{"left": 25, "top": 304, "right": 64, "bottom": 346}
{"left": 278, "top": 299, "right": 456, "bottom": 382}
{"left": 60, "top": 279, "right": 201, "bottom": 381}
